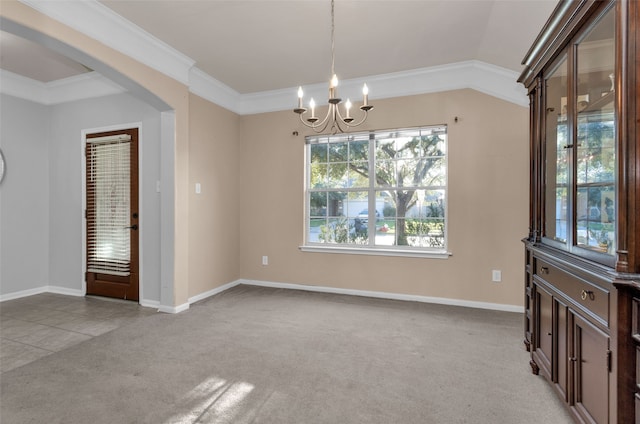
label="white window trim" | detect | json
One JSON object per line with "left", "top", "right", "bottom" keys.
{"left": 303, "top": 126, "right": 450, "bottom": 258}
{"left": 299, "top": 245, "right": 452, "bottom": 259}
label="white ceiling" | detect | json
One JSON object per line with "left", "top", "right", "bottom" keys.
{"left": 0, "top": 0, "right": 558, "bottom": 95}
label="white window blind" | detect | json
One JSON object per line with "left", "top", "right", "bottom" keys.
{"left": 86, "top": 135, "right": 131, "bottom": 276}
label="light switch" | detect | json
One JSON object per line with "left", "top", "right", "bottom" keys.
{"left": 195, "top": 183, "right": 201, "bottom": 194}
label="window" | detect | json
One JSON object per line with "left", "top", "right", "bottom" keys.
{"left": 304, "top": 125, "right": 447, "bottom": 257}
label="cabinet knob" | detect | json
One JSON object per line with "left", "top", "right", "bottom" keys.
{"left": 581, "top": 290, "right": 594, "bottom": 301}
{"left": 540, "top": 266, "right": 549, "bottom": 274}
{"left": 569, "top": 357, "right": 577, "bottom": 362}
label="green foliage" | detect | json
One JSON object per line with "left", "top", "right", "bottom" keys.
{"left": 404, "top": 219, "right": 444, "bottom": 235}
{"left": 318, "top": 218, "right": 367, "bottom": 244}
{"left": 383, "top": 204, "right": 396, "bottom": 217}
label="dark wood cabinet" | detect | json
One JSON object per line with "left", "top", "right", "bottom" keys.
{"left": 572, "top": 312, "right": 610, "bottom": 424}
{"left": 519, "top": 1, "right": 640, "bottom": 422}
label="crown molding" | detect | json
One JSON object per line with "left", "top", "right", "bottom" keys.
{"left": 0, "top": 69, "right": 47, "bottom": 104}
{"left": 188, "top": 67, "right": 240, "bottom": 113}
{"left": 0, "top": 69, "right": 125, "bottom": 105}
{"left": 227, "top": 60, "right": 528, "bottom": 115}
{"left": 19, "top": 0, "right": 195, "bottom": 85}
{"left": 2, "top": 60, "right": 527, "bottom": 111}
{"left": 13, "top": 0, "right": 527, "bottom": 112}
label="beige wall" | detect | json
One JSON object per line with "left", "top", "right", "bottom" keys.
{"left": 239, "top": 89, "right": 529, "bottom": 307}
{"left": 188, "top": 94, "right": 242, "bottom": 297}
{"left": 2, "top": 1, "right": 530, "bottom": 309}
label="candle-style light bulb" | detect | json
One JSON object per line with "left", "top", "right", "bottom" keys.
{"left": 297, "top": 86, "right": 304, "bottom": 108}
{"left": 310, "top": 98, "right": 316, "bottom": 118}
{"left": 329, "top": 74, "right": 339, "bottom": 99}
{"left": 345, "top": 99, "right": 352, "bottom": 118}
{"left": 362, "top": 83, "right": 369, "bottom": 106}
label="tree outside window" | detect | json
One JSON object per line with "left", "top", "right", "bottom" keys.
{"left": 306, "top": 126, "right": 447, "bottom": 252}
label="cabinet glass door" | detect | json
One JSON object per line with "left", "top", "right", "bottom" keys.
{"left": 544, "top": 57, "right": 569, "bottom": 245}
{"left": 575, "top": 7, "right": 616, "bottom": 255}
{"left": 542, "top": 5, "right": 616, "bottom": 262}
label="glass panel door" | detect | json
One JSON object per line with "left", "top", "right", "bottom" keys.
{"left": 544, "top": 57, "right": 569, "bottom": 246}
{"left": 574, "top": 6, "right": 616, "bottom": 255}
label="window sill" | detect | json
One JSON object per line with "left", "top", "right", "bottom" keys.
{"left": 299, "top": 245, "right": 452, "bottom": 259}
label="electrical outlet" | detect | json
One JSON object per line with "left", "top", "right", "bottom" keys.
{"left": 492, "top": 270, "right": 502, "bottom": 282}
{"left": 262, "top": 256, "right": 268, "bottom": 266}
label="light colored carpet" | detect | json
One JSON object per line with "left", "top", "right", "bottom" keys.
{"left": 0, "top": 285, "right": 572, "bottom": 423}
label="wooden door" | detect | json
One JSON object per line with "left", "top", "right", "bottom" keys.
{"left": 571, "top": 313, "right": 610, "bottom": 424}
{"left": 533, "top": 283, "right": 553, "bottom": 380}
{"left": 85, "top": 128, "right": 139, "bottom": 301}
{"left": 553, "top": 297, "right": 569, "bottom": 402}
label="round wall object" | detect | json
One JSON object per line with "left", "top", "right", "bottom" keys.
{"left": 0, "top": 149, "right": 5, "bottom": 183}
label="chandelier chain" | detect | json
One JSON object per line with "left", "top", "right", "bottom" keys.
{"left": 331, "top": 0, "right": 335, "bottom": 77}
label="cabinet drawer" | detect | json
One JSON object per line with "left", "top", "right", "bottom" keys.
{"left": 535, "top": 259, "right": 609, "bottom": 325}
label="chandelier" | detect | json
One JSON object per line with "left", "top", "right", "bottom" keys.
{"left": 294, "top": 0, "right": 373, "bottom": 133}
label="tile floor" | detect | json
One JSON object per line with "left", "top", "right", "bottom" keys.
{"left": 0, "top": 293, "right": 156, "bottom": 373}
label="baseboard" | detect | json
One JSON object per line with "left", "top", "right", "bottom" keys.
{"left": 47, "top": 286, "right": 84, "bottom": 297}
{"left": 139, "top": 299, "right": 160, "bottom": 309}
{"left": 239, "top": 279, "right": 524, "bottom": 313}
{"left": 157, "top": 303, "right": 190, "bottom": 314}
{"left": 0, "top": 285, "right": 84, "bottom": 302}
{"left": 188, "top": 280, "right": 242, "bottom": 304}
{"left": 1, "top": 279, "right": 524, "bottom": 314}
{"left": 155, "top": 280, "right": 243, "bottom": 314}
{"left": 0, "top": 286, "right": 48, "bottom": 302}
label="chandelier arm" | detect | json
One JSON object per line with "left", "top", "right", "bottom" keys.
{"left": 313, "top": 107, "right": 334, "bottom": 130}
{"left": 334, "top": 105, "right": 370, "bottom": 128}
{"left": 343, "top": 110, "right": 370, "bottom": 128}
{"left": 298, "top": 108, "right": 332, "bottom": 133}
{"left": 330, "top": 106, "right": 346, "bottom": 134}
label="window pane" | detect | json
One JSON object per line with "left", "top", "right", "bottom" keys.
{"left": 327, "top": 191, "right": 346, "bottom": 217}
{"left": 544, "top": 56, "right": 569, "bottom": 244}
{"left": 309, "top": 192, "right": 327, "bottom": 217}
{"left": 310, "top": 143, "right": 327, "bottom": 163}
{"left": 375, "top": 159, "right": 396, "bottom": 187}
{"left": 349, "top": 139, "right": 368, "bottom": 162}
{"left": 346, "top": 192, "right": 369, "bottom": 244}
{"left": 348, "top": 162, "right": 369, "bottom": 188}
{"left": 328, "top": 142, "right": 348, "bottom": 162}
{"left": 575, "top": 6, "right": 615, "bottom": 254}
{"left": 310, "top": 163, "right": 327, "bottom": 188}
{"left": 374, "top": 189, "right": 445, "bottom": 247}
{"left": 313, "top": 191, "right": 369, "bottom": 245}
{"left": 375, "top": 191, "right": 396, "bottom": 246}
{"left": 375, "top": 133, "right": 446, "bottom": 188}
{"left": 327, "top": 163, "right": 349, "bottom": 188}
